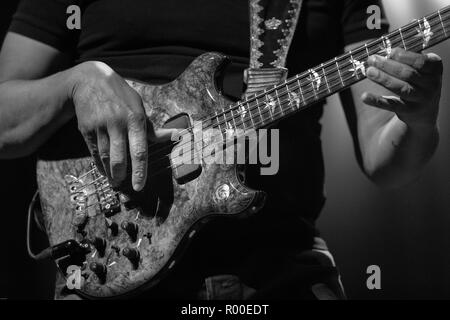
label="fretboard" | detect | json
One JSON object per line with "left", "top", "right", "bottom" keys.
{"left": 213, "top": 5, "right": 450, "bottom": 134}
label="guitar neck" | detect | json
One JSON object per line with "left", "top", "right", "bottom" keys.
{"left": 214, "top": 5, "right": 450, "bottom": 132}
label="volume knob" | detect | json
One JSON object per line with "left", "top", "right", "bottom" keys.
{"left": 105, "top": 218, "right": 119, "bottom": 236}
{"left": 122, "top": 247, "right": 140, "bottom": 269}
{"left": 121, "top": 221, "right": 138, "bottom": 242}
{"left": 92, "top": 237, "right": 107, "bottom": 257}
{"left": 89, "top": 262, "right": 107, "bottom": 284}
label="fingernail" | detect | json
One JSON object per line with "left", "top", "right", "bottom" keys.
{"left": 367, "top": 67, "right": 378, "bottom": 78}
{"left": 368, "top": 56, "right": 377, "bottom": 65}
{"left": 133, "top": 183, "right": 143, "bottom": 192}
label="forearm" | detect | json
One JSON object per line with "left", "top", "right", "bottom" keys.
{"left": 0, "top": 69, "right": 75, "bottom": 158}
{"left": 364, "top": 114, "right": 439, "bottom": 188}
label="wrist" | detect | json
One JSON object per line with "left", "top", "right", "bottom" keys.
{"left": 65, "top": 64, "right": 85, "bottom": 101}
{"left": 66, "top": 61, "right": 116, "bottom": 99}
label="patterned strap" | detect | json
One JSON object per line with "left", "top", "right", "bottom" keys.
{"left": 245, "top": 0, "right": 303, "bottom": 96}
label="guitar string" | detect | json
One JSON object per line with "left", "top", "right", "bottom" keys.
{"left": 215, "top": 7, "right": 450, "bottom": 119}
{"left": 79, "top": 24, "right": 450, "bottom": 209}
{"left": 141, "top": 6, "right": 450, "bottom": 160}
{"left": 76, "top": 16, "right": 450, "bottom": 206}
{"left": 141, "top": 11, "right": 450, "bottom": 166}
{"left": 80, "top": 17, "right": 450, "bottom": 200}
{"left": 162, "top": 23, "right": 450, "bottom": 173}
{"left": 143, "top": 17, "right": 450, "bottom": 171}
{"left": 196, "top": 11, "right": 450, "bottom": 130}
{"left": 174, "top": 7, "right": 450, "bottom": 136}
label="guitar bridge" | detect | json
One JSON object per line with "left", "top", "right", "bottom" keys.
{"left": 65, "top": 162, "right": 121, "bottom": 225}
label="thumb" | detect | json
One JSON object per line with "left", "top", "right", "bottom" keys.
{"left": 146, "top": 119, "right": 181, "bottom": 142}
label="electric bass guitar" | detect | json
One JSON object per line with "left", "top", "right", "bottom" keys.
{"left": 34, "top": 6, "right": 450, "bottom": 298}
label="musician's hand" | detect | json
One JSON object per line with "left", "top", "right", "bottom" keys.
{"left": 363, "top": 48, "right": 443, "bottom": 130}
{"left": 70, "top": 61, "right": 172, "bottom": 191}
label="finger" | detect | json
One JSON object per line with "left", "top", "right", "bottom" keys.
{"left": 82, "top": 130, "right": 103, "bottom": 173}
{"left": 424, "top": 52, "right": 444, "bottom": 74}
{"left": 362, "top": 92, "right": 405, "bottom": 113}
{"left": 387, "top": 48, "right": 443, "bottom": 74}
{"left": 366, "top": 67, "right": 421, "bottom": 102}
{"left": 128, "top": 114, "right": 148, "bottom": 191}
{"left": 97, "top": 128, "right": 111, "bottom": 179}
{"left": 108, "top": 126, "right": 128, "bottom": 187}
{"left": 146, "top": 119, "right": 180, "bottom": 142}
{"left": 367, "top": 55, "right": 421, "bottom": 84}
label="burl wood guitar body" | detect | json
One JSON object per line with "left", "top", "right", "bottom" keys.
{"left": 36, "top": 52, "right": 265, "bottom": 299}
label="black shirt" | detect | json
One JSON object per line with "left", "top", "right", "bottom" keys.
{"left": 9, "top": 0, "right": 389, "bottom": 293}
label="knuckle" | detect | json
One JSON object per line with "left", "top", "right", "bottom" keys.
{"left": 392, "top": 64, "right": 403, "bottom": 77}
{"left": 132, "top": 148, "right": 147, "bottom": 161}
{"left": 133, "top": 169, "right": 145, "bottom": 180}
{"left": 391, "top": 48, "right": 402, "bottom": 59}
{"left": 110, "top": 159, "right": 126, "bottom": 174}
{"left": 396, "top": 50, "right": 407, "bottom": 60}
{"left": 78, "top": 122, "right": 95, "bottom": 136}
{"left": 376, "top": 58, "right": 386, "bottom": 70}
{"left": 401, "top": 69, "right": 417, "bottom": 81}
{"left": 380, "top": 74, "right": 391, "bottom": 87}
{"left": 415, "top": 56, "right": 426, "bottom": 70}
{"left": 107, "top": 108, "right": 127, "bottom": 125}
{"left": 400, "top": 84, "right": 414, "bottom": 96}
{"left": 110, "top": 138, "right": 122, "bottom": 149}
{"left": 99, "top": 151, "right": 110, "bottom": 160}
{"left": 128, "top": 111, "right": 146, "bottom": 126}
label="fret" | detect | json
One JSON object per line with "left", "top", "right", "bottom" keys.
{"left": 230, "top": 107, "right": 239, "bottom": 130}
{"left": 256, "top": 96, "right": 272, "bottom": 124}
{"left": 248, "top": 100, "right": 261, "bottom": 127}
{"left": 349, "top": 51, "right": 356, "bottom": 79}
{"left": 228, "top": 107, "right": 236, "bottom": 131}
{"left": 348, "top": 51, "right": 359, "bottom": 80}
{"left": 225, "top": 6, "right": 450, "bottom": 132}
{"left": 364, "top": 43, "right": 370, "bottom": 58}
{"left": 286, "top": 82, "right": 300, "bottom": 110}
{"left": 380, "top": 35, "right": 392, "bottom": 56}
{"left": 222, "top": 111, "right": 231, "bottom": 140}
{"left": 255, "top": 98, "right": 265, "bottom": 127}
{"left": 215, "top": 111, "right": 226, "bottom": 141}
{"left": 246, "top": 101, "right": 256, "bottom": 129}
{"left": 274, "top": 88, "right": 285, "bottom": 116}
{"left": 308, "top": 69, "right": 320, "bottom": 100}
{"left": 239, "top": 105, "right": 248, "bottom": 131}
{"left": 399, "top": 28, "right": 407, "bottom": 50}
{"left": 321, "top": 64, "right": 331, "bottom": 93}
{"left": 296, "top": 77, "right": 306, "bottom": 104}
{"left": 263, "top": 90, "right": 275, "bottom": 120}
{"left": 236, "top": 102, "right": 253, "bottom": 131}
{"left": 349, "top": 49, "right": 368, "bottom": 80}
{"left": 284, "top": 83, "right": 291, "bottom": 104}
{"left": 438, "top": 10, "right": 448, "bottom": 38}
{"left": 335, "top": 57, "right": 344, "bottom": 87}
{"left": 285, "top": 83, "right": 295, "bottom": 110}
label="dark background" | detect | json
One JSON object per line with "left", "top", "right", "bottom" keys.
{"left": 1, "top": 0, "right": 450, "bottom": 299}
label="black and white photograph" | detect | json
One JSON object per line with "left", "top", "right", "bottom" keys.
{"left": 1, "top": 0, "right": 450, "bottom": 307}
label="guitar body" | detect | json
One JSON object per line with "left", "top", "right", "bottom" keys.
{"left": 36, "top": 52, "right": 266, "bottom": 299}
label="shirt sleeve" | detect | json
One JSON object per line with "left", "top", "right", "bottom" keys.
{"left": 341, "top": 0, "right": 390, "bottom": 46}
{"left": 8, "top": 0, "right": 80, "bottom": 52}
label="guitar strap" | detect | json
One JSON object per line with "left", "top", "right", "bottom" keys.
{"left": 244, "top": 0, "right": 304, "bottom": 97}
